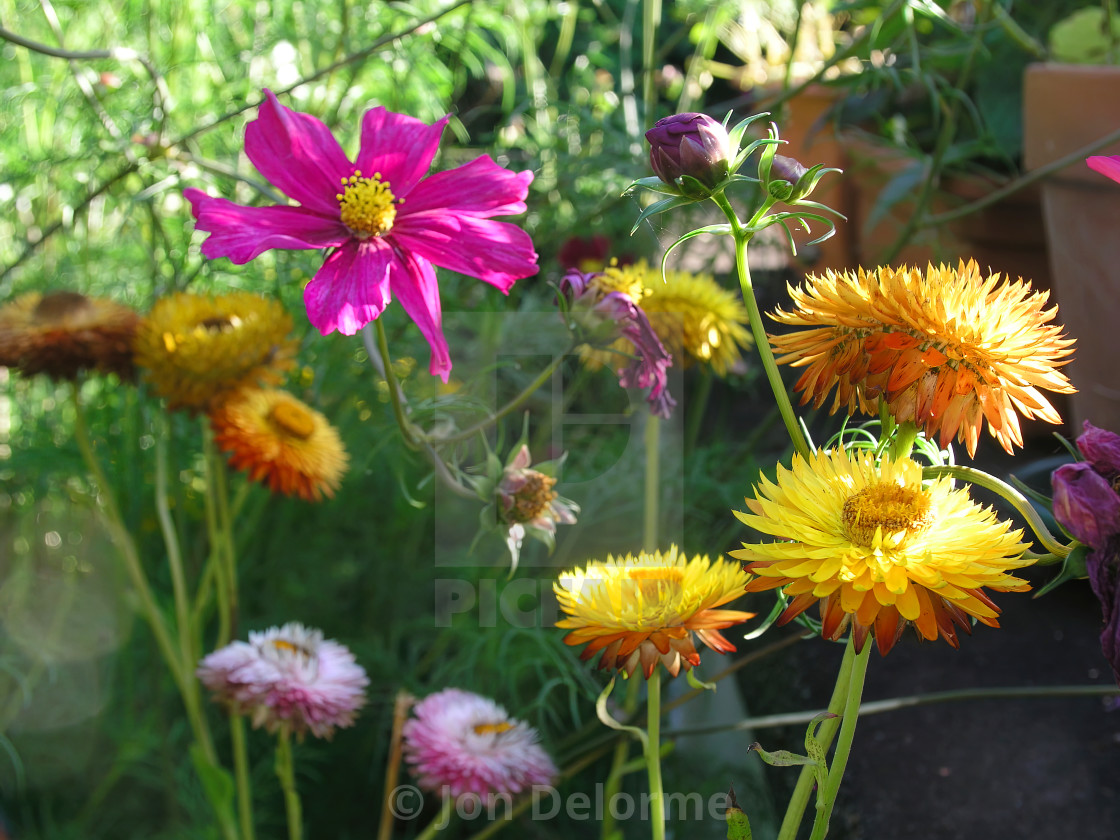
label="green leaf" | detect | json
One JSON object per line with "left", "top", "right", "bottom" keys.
{"left": 629, "top": 195, "right": 700, "bottom": 234}
{"left": 725, "top": 785, "right": 752, "bottom": 840}
{"left": 686, "top": 668, "right": 717, "bottom": 692}
{"left": 189, "top": 745, "right": 236, "bottom": 825}
{"left": 748, "top": 743, "right": 817, "bottom": 768}
{"left": 1034, "top": 543, "right": 1090, "bottom": 599}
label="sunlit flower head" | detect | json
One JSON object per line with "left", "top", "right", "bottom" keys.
{"left": 555, "top": 546, "right": 753, "bottom": 678}
{"left": 133, "top": 291, "right": 296, "bottom": 411}
{"left": 402, "top": 688, "right": 557, "bottom": 799}
{"left": 210, "top": 388, "right": 348, "bottom": 501}
{"left": 769, "top": 260, "right": 1075, "bottom": 457}
{"left": 197, "top": 621, "right": 368, "bottom": 739}
{"left": 731, "top": 448, "right": 1032, "bottom": 655}
{"left": 0, "top": 291, "right": 140, "bottom": 381}
{"left": 582, "top": 260, "right": 751, "bottom": 377}
{"left": 560, "top": 269, "right": 675, "bottom": 418}
{"left": 185, "top": 90, "right": 538, "bottom": 381}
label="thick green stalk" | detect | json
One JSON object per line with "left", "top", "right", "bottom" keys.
{"left": 600, "top": 676, "right": 643, "bottom": 840}
{"left": 808, "top": 640, "right": 872, "bottom": 840}
{"left": 415, "top": 797, "right": 454, "bottom": 840}
{"left": 645, "top": 668, "right": 666, "bottom": 840}
{"left": 775, "top": 641, "right": 854, "bottom": 840}
{"left": 275, "top": 726, "right": 303, "bottom": 840}
{"left": 644, "top": 413, "right": 661, "bottom": 551}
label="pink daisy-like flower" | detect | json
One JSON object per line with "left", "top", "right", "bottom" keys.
{"left": 402, "top": 688, "right": 557, "bottom": 799}
{"left": 197, "top": 622, "right": 368, "bottom": 739}
{"left": 184, "top": 90, "right": 539, "bottom": 381}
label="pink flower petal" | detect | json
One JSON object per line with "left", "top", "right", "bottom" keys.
{"left": 245, "top": 90, "right": 354, "bottom": 216}
{"left": 356, "top": 107, "right": 448, "bottom": 198}
{"left": 303, "top": 239, "right": 393, "bottom": 336}
{"left": 401, "top": 156, "right": 533, "bottom": 217}
{"left": 392, "top": 215, "right": 539, "bottom": 293}
{"left": 389, "top": 250, "right": 451, "bottom": 382}
{"left": 185, "top": 188, "right": 349, "bottom": 263}
{"left": 1088, "top": 155, "right": 1120, "bottom": 185}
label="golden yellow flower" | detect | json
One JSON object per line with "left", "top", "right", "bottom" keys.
{"left": 581, "top": 260, "right": 752, "bottom": 377}
{"left": 0, "top": 291, "right": 140, "bottom": 380}
{"left": 554, "top": 546, "right": 754, "bottom": 678}
{"left": 133, "top": 291, "right": 297, "bottom": 411}
{"left": 769, "top": 260, "right": 1075, "bottom": 457}
{"left": 730, "top": 448, "right": 1032, "bottom": 655}
{"left": 210, "top": 388, "right": 348, "bottom": 502}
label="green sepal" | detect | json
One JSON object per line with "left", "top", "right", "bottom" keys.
{"left": 625, "top": 175, "right": 682, "bottom": 197}
{"left": 725, "top": 785, "right": 753, "bottom": 840}
{"left": 661, "top": 224, "right": 734, "bottom": 276}
{"left": 1034, "top": 542, "right": 1090, "bottom": 599}
{"left": 748, "top": 743, "right": 817, "bottom": 767}
{"left": 630, "top": 194, "right": 701, "bottom": 234}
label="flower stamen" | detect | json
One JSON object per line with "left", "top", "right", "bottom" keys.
{"left": 268, "top": 399, "right": 317, "bottom": 440}
{"left": 337, "top": 170, "right": 397, "bottom": 237}
{"left": 842, "top": 483, "right": 933, "bottom": 546}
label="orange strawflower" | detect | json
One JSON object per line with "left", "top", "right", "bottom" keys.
{"left": 769, "top": 260, "right": 1075, "bottom": 456}
{"left": 210, "top": 388, "right": 348, "bottom": 501}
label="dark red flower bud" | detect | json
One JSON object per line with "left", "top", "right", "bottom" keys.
{"left": 1052, "top": 461, "right": 1120, "bottom": 549}
{"left": 645, "top": 113, "right": 731, "bottom": 196}
{"left": 1076, "top": 421, "right": 1120, "bottom": 480}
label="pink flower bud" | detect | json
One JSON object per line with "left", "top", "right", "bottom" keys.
{"left": 645, "top": 113, "right": 731, "bottom": 195}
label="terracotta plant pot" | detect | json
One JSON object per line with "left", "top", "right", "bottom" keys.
{"left": 1024, "top": 62, "right": 1120, "bottom": 435}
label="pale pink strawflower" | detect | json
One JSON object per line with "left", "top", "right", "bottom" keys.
{"left": 197, "top": 622, "right": 368, "bottom": 739}
{"left": 185, "top": 90, "right": 539, "bottom": 381}
{"left": 402, "top": 688, "right": 557, "bottom": 799}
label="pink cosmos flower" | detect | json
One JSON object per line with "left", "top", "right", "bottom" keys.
{"left": 1087, "top": 155, "right": 1120, "bottom": 184}
{"left": 197, "top": 621, "right": 369, "bottom": 738}
{"left": 184, "top": 90, "right": 539, "bottom": 381}
{"left": 402, "top": 688, "right": 557, "bottom": 799}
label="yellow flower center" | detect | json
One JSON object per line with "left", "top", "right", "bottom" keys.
{"left": 337, "top": 170, "right": 397, "bottom": 237}
{"left": 509, "top": 472, "right": 558, "bottom": 522}
{"left": 269, "top": 400, "right": 316, "bottom": 440}
{"left": 597, "top": 263, "right": 650, "bottom": 302}
{"left": 473, "top": 721, "right": 515, "bottom": 736}
{"left": 626, "top": 566, "right": 685, "bottom": 601}
{"left": 34, "top": 291, "right": 92, "bottom": 323}
{"left": 842, "top": 482, "right": 933, "bottom": 546}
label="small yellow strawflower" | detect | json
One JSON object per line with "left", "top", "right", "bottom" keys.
{"left": 582, "top": 260, "right": 752, "bottom": 377}
{"left": 210, "top": 388, "right": 348, "bottom": 502}
{"left": 731, "top": 449, "right": 1032, "bottom": 656}
{"left": 134, "top": 291, "right": 297, "bottom": 411}
{"left": 555, "top": 546, "right": 754, "bottom": 678}
{"left": 0, "top": 291, "right": 140, "bottom": 380}
{"left": 769, "top": 260, "right": 1075, "bottom": 456}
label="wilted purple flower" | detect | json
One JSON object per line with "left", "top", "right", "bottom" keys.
{"left": 402, "top": 688, "right": 557, "bottom": 799}
{"left": 197, "top": 622, "right": 368, "bottom": 738}
{"left": 560, "top": 269, "right": 676, "bottom": 418}
{"left": 645, "top": 113, "right": 731, "bottom": 196}
{"left": 1052, "top": 421, "right": 1120, "bottom": 684}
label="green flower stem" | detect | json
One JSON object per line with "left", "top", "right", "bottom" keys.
{"left": 436, "top": 351, "right": 567, "bottom": 445}
{"left": 372, "top": 319, "right": 424, "bottom": 451}
{"left": 644, "top": 668, "right": 666, "bottom": 840}
{"left": 641, "top": 0, "right": 662, "bottom": 124}
{"left": 414, "top": 797, "right": 454, "bottom": 840}
{"left": 201, "top": 426, "right": 234, "bottom": 647}
{"left": 713, "top": 192, "right": 811, "bottom": 461}
{"left": 808, "top": 639, "right": 872, "bottom": 840}
{"left": 924, "top": 465, "right": 1071, "bottom": 558}
{"left": 775, "top": 640, "right": 854, "bottom": 840}
{"left": 888, "top": 421, "right": 920, "bottom": 461}
{"left": 600, "top": 676, "right": 643, "bottom": 840}
{"left": 71, "top": 386, "right": 237, "bottom": 840}
{"left": 644, "top": 413, "right": 660, "bottom": 552}
{"left": 154, "top": 422, "right": 196, "bottom": 668}
{"left": 230, "top": 712, "right": 256, "bottom": 840}
{"left": 275, "top": 726, "right": 303, "bottom": 840}
{"left": 210, "top": 425, "right": 240, "bottom": 641}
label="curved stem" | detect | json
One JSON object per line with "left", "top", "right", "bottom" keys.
{"left": 775, "top": 641, "right": 854, "bottom": 840}
{"left": 372, "top": 320, "right": 424, "bottom": 450}
{"left": 643, "top": 413, "right": 661, "bottom": 552}
{"left": 275, "top": 726, "right": 303, "bottom": 840}
{"left": 378, "top": 691, "right": 414, "bottom": 840}
{"left": 644, "top": 668, "right": 666, "bottom": 840}
{"left": 414, "top": 797, "right": 454, "bottom": 840}
{"left": 713, "top": 192, "right": 811, "bottom": 460}
{"left": 808, "top": 640, "right": 872, "bottom": 840}
{"left": 600, "top": 676, "right": 643, "bottom": 840}
{"left": 924, "top": 465, "right": 1071, "bottom": 557}
{"left": 437, "top": 352, "right": 566, "bottom": 445}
